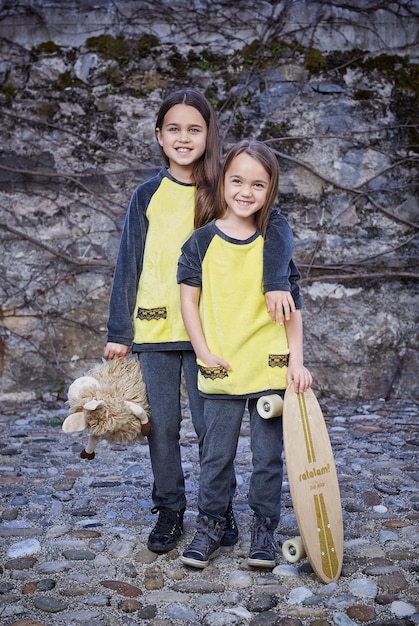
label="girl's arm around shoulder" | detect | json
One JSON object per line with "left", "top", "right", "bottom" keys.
{"left": 264, "top": 209, "right": 295, "bottom": 291}
{"left": 180, "top": 283, "right": 230, "bottom": 370}
{"left": 264, "top": 209, "right": 299, "bottom": 326}
{"left": 284, "top": 309, "right": 312, "bottom": 394}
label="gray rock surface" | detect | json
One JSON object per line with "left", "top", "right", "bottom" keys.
{"left": 0, "top": 0, "right": 418, "bottom": 400}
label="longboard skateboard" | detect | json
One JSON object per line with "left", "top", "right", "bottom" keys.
{"left": 257, "top": 384, "right": 343, "bottom": 583}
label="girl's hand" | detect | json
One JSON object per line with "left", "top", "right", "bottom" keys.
{"left": 287, "top": 362, "right": 312, "bottom": 394}
{"left": 104, "top": 342, "right": 130, "bottom": 359}
{"left": 199, "top": 352, "right": 231, "bottom": 371}
{"left": 265, "top": 290, "right": 296, "bottom": 325}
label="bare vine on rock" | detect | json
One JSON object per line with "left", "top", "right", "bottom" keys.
{"left": 0, "top": 0, "right": 417, "bottom": 397}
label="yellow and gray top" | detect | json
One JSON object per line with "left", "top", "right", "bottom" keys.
{"left": 107, "top": 167, "right": 301, "bottom": 353}
{"left": 178, "top": 220, "right": 301, "bottom": 398}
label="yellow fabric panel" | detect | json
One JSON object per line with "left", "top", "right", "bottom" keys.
{"left": 198, "top": 233, "right": 289, "bottom": 396}
{"left": 133, "top": 177, "right": 195, "bottom": 344}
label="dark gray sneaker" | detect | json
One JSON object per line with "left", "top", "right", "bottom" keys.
{"left": 248, "top": 517, "right": 278, "bottom": 568}
{"left": 181, "top": 516, "right": 224, "bottom": 568}
{"left": 147, "top": 507, "right": 185, "bottom": 554}
{"left": 220, "top": 501, "right": 239, "bottom": 546}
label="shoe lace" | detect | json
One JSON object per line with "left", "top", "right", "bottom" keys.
{"left": 251, "top": 518, "right": 278, "bottom": 555}
{"left": 151, "top": 507, "right": 179, "bottom": 536}
{"left": 188, "top": 517, "right": 220, "bottom": 552}
{"left": 224, "top": 503, "right": 238, "bottom": 531}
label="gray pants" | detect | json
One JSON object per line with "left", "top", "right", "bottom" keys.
{"left": 139, "top": 351, "right": 236, "bottom": 511}
{"left": 198, "top": 397, "right": 283, "bottom": 529}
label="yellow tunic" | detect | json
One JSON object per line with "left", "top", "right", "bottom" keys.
{"left": 133, "top": 175, "right": 195, "bottom": 345}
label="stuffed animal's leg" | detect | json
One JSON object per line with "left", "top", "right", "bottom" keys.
{"left": 80, "top": 434, "right": 100, "bottom": 460}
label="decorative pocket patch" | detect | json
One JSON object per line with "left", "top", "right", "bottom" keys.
{"left": 199, "top": 365, "right": 229, "bottom": 380}
{"left": 137, "top": 307, "right": 167, "bottom": 321}
{"left": 269, "top": 354, "right": 289, "bottom": 368}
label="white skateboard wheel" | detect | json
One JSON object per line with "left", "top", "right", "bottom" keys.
{"left": 282, "top": 536, "right": 306, "bottom": 563}
{"left": 257, "top": 394, "right": 283, "bottom": 418}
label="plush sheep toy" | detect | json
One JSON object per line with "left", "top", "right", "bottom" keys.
{"left": 62, "top": 357, "right": 150, "bottom": 460}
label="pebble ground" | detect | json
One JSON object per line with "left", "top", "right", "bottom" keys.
{"left": 0, "top": 395, "right": 418, "bottom": 626}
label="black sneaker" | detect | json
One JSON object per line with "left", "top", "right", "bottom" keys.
{"left": 180, "top": 516, "right": 224, "bottom": 569}
{"left": 248, "top": 517, "right": 278, "bottom": 568}
{"left": 147, "top": 506, "right": 185, "bottom": 554}
{"left": 220, "top": 502, "right": 239, "bottom": 546}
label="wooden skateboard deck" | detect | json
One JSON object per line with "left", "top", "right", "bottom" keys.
{"left": 258, "top": 385, "right": 343, "bottom": 582}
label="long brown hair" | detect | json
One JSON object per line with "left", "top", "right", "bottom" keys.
{"left": 208, "top": 140, "right": 279, "bottom": 237}
{"left": 155, "top": 88, "right": 220, "bottom": 229}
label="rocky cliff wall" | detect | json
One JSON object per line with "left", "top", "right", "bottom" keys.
{"left": 0, "top": 0, "right": 418, "bottom": 400}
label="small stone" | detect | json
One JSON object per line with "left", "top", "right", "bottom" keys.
{"left": 32, "top": 596, "right": 68, "bottom": 613}
{"left": 61, "top": 584, "right": 95, "bottom": 597}
{"left": 52, "top": 477, "right": 75, "bottom": 491}
{"left": 386, "top": 548, "right": 418, "bottom": 560}
{"left": 318, "top": 582, "right": 338, "bottom": 597}
{"left": 202, "top": 611, "right": 241, "bottom": 625}
{"left": 332, "top": 613, "right": 357, "bottom": 625}
{"left": 136, "top": 604, "right": 158, "bottom": 619}
{"left": 228, "top": 570, "right": 253, "bottom": 589}
{"left": 22, "top": 582, "right": 38, "bottom": 594}
{"left": 2, "top": 508, "right": 19, "bottom": 521}
{"left": 144, "top": 564, "right": 164, "bottom": 590}
{"left": 247, "top": 592, "right": 278, "bottom": 612}
{"left": 88, "top": 538, "right": 106, "bottom": 552}
{"left": 135, "top": 548, "right": 158, "bottom": 564}
{"left": 36, "top": 560, "right": 72, "bottom": 573}
{"left": 5, "top": 556, "right": 37, "bottom": 570}
{"left": 7, "top": 538, "right": 41, "bottom": 558}
{"left": 166, "top": 605, "right": 199, "bottom": 621}
{"left": 272, "top": 564, "right": 299, "bottom": 577}
{"left": 345, "top": 502, "right": 365, "bottom": 513}
{"left": 166, "top": 566, "right": 186, "bottom": 581}
{"left": 71, "top": 508, "right": 97, "bottom": 517}
{"left": 288, "top": 587, "right": 313, "bottom": 605}
{"left": 71, "top": 528, "right": 101, "bottom": 539}
{"left": 108, "top": 539, "right": 135, "bottom": 558}
{"left": 225, "top": 592, "right": 243, "bottom": 605}
{"left": 225, "top": 606, "right": 253, "bottom": 619}
{"left": 121, "top": 562, "right": 138, "bottom": 578}
{"left": 363, "top": 491, "right": 381, "bottom": 506}
{"left": 346, "top": 605, "right": 375, "bottom": 621}
{"left": 37, "top": 579, "right": 56, "bottom": 591}
{"left": 250, "top": 611, "right": 281, "bottom": 625}
{"left": 348, "top": 578, "right": 378, "bottom": 599}
{"left": 378, "top": 571, "right": 408, "bottom": 593}
{"left": 383, "top": 519, "right": 410, "bottom": 528}
{"left": 391, "top": 600, "right": 416, "bottom": 617}
{"left": 61, "top": 549, "right": 96, "bottom": 560}
{"left": 375, "top": 593, "right": 397, "bottom": 605}
{"left": 118, "top": 598, "right": 142, "bottom": 612}
{"left": 100, "top": 580, "right": 142, "bottom": 597}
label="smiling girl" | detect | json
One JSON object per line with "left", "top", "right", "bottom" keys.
{"left": 177, "top": 140, "right": 312, "bottom": 569}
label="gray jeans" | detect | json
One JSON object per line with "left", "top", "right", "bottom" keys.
{"left": 198, "top": 396, "right": 283, "bottom": 529}
{"left": 139, "top": 351, "right": 236, "bottom": 511}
